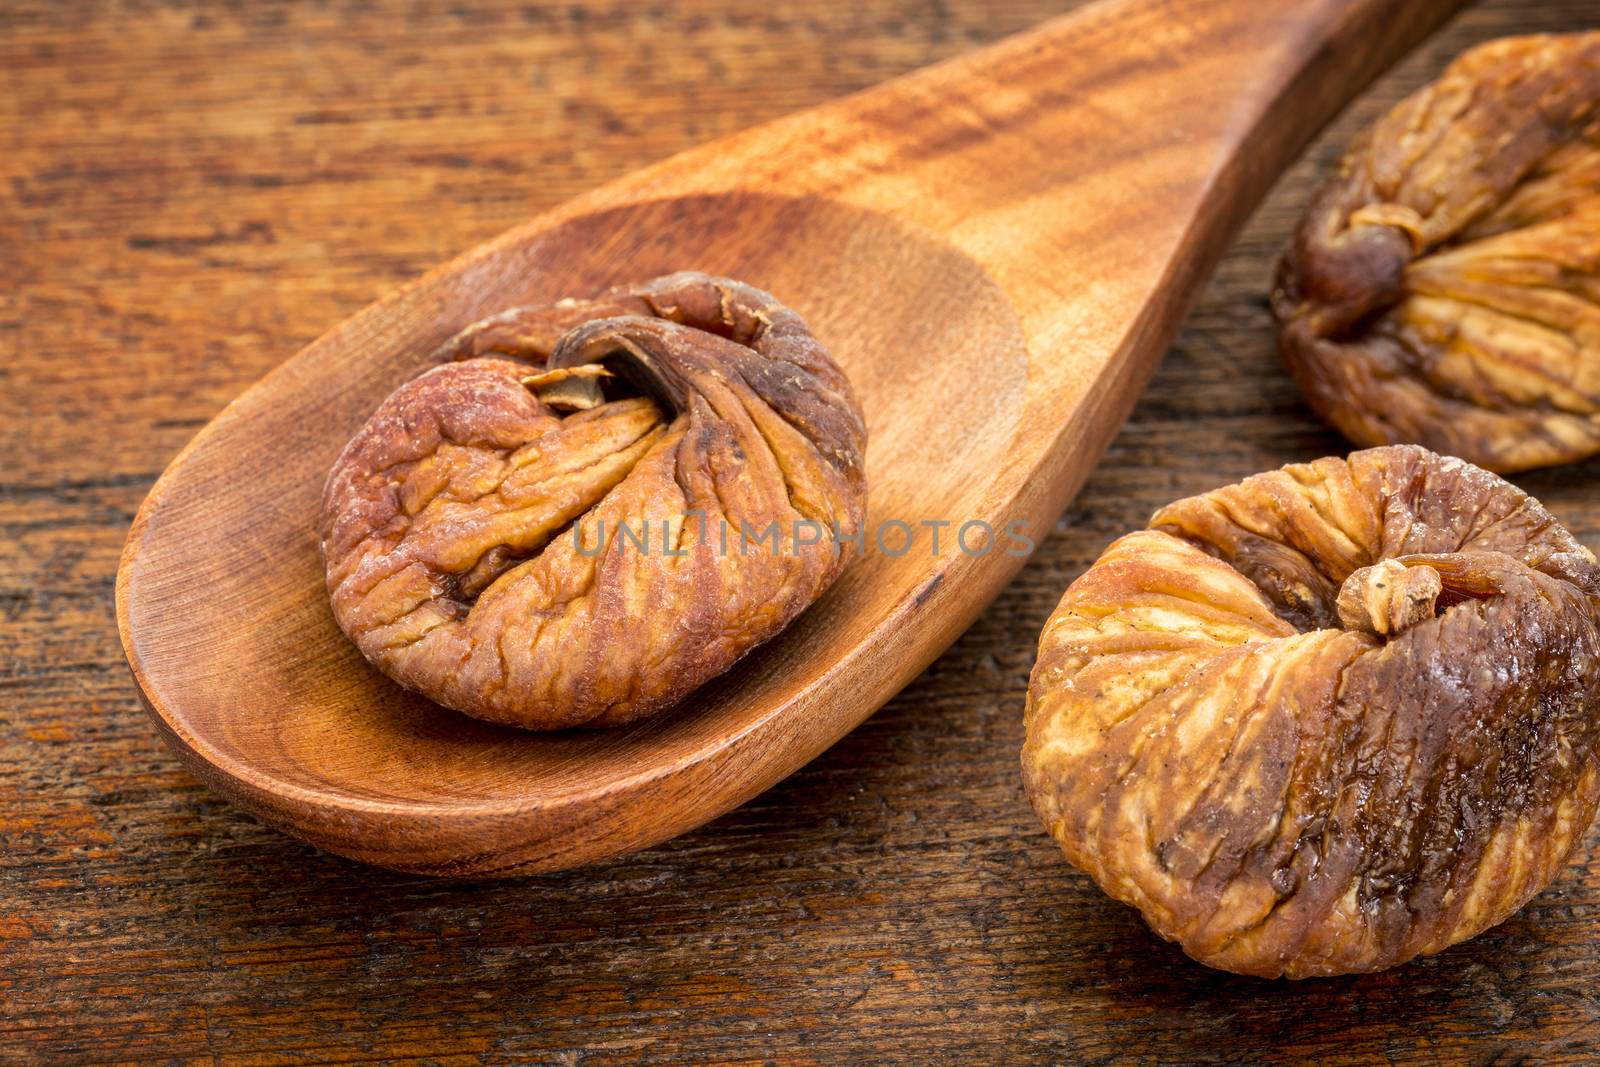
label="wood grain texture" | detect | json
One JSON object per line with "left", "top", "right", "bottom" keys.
{"left": 113, "top": 0, "right": 1463, "bottom": 879}
{"left": 5, "top": 0, "right": 1600, "bottom": 1062}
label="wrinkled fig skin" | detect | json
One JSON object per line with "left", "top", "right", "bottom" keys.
{"left": 1274, "top": 33, "right": 1600, "bottom": 473}
{"left": 321, "top": 272, "right": 867, "bottom": 730}
{"left": 1023, "top": 446, "right": 1600, "bottom": 978}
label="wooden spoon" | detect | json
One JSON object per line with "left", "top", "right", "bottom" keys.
{"left": 116, "top": 0, "right": 1464, "bottom": 876}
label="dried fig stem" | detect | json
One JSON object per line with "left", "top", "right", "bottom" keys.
{"left": 1336, "top": 559, "right": 1442, "bottom": 636}
{"left": 520, "top": 364, "right": 612, "bottom": 411}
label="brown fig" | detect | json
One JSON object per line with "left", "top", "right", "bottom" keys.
{"left": 322, "top": 272, "right": 867, "bottom": 730}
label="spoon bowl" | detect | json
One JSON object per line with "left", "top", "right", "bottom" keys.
{"left": 117, "top": 0, "right": 1463, "bottom": 874}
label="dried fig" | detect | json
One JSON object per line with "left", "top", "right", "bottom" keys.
{"left": 1275, "top": 33, "right": 1600, "bottom": 473}
{"left": 1023, "top": 445, "right": 1600, "bottom": 978}
{"left": 321, "top": 271, "right": 867, "bottom": 730}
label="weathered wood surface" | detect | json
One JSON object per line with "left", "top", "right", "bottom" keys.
{"left": 114, "top": 0, "right": 1465, "bottom": 880}
{"left": 4, "top": 0, "right": 1599, "bottom": 1062}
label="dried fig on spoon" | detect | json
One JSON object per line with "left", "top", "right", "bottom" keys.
{"left": 321, "top": 272, "right": 868, "bottom": 730}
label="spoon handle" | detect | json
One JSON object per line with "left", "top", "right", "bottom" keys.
{"left": 836, "top": 0, "right": 1466, "bottom": 236}
{"left": 593, "top": 0, "right": 1464, "bottom": 431}
{"left": 608, "top": 0, "right": 1464, "bottom": 245}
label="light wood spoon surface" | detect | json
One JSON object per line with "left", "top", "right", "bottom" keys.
{"left": 116, "top": 0, "right": 1466, "bottom": 875}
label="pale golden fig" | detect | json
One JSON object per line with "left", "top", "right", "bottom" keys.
{"left": 1023, "top": 445, "right": 1600, "bottom": 978}
{"left": 1275, "top": 33, "right": 1600, "bottom": 473}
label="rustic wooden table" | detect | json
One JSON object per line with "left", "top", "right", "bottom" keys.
{"left": 5, "top": 1, "right": 1599, "bottom": 1063}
